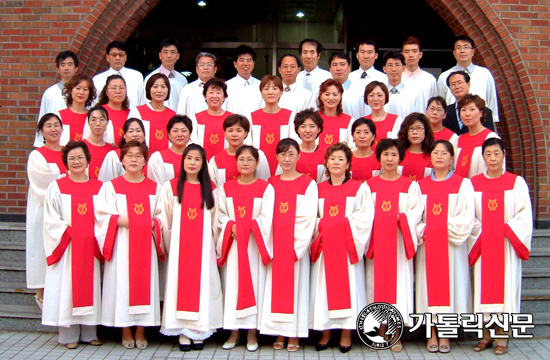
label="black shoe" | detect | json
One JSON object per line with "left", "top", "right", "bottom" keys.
{"left": 192, "top": 341, "right": 204, "bottom": 350}
{"left": 179, "top": 343, "right": 191, "bottom": 352}
{"left": 316, "top": 342, "right": 329, "bottom": 351}
{"left": 339, "top": 344, "right": 351, "bottom": 353}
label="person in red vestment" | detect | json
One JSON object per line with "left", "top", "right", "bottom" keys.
{"left": 350, "top": 118, "right": 380, "bottom": 182}
{"left": 469, "top": 138, "right": 532, "bottom": 356}
{"left": 84, "top": 106, "right": 115, "bottom": 180}
{"left": 426, "top": 96, "right": 458, "bottom": 151}
{"left": 397, "top": 113, "right": 434, "bottom": 181}
{"left": 316, "top": 79, "right": 354, "bottom": 151}
{"left": 42, "top": 141, "right": 103, "bottom": 349}
{"left": 362, "top": 81, "right": 404, "bottom": 147}
{"left": 96, "top": 74, "right": 131, "bottom": 145}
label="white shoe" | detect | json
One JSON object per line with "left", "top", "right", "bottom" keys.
{"left": 247, "top": 342, "right": 259, "bottom": 352}
{"left": 222, "top": 337, "right": 240, "bottom": 350}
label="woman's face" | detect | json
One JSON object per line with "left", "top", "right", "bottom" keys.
{"left": 205, "top": 86, "right": 225, "bottom": 109}
{"left": 430, "top": 143, "right": 453, "bottom": 171}
{"left": 121, "top": 146, "right": 146, "bottom": 174}
{"left": 276, "top": 145, "right": 300, "bottom": 172}
{"left": 225, "top": 124, "right": 247, "bottom": 147}
{"left": 169, "top": 122, "right": 190, "bottom": 148}
{"left": 106, "top": 78, "right": 127, "bottom": 105}
{"left": 150, "top": 78, "right": 169, "bottom": 103}
{"left": 123, "top": 121, "right": 145, "bottom": 144}
{"left": 41, "top": 117, "right": 63, "bottom": 144}
{"left": 460, "top": 102, "right": 482, "bottom": 128}
{"left": 366, "top": 86, "right": 386, "bottom": 111}
{"left": 261, "top": 81, "right": 282, "bottom": 105}
{"left": 426, "top": 101, "right": 446, "bottom": 127}
{"left": 326, "top": 150, "right": 349, "bottom": 178}
{"left": 66, "top": 147, "right": 88, "bottom": 175}
{"left": 71, "top": 80, "right": 90, "bottom": 106}
{"left": 88, "top": 110, "right": 108, "bottom": 136}
{"left": 297, "top": 118, "right": 320, "bottom": 144}
{"left": 379, "top": 146, "right": 401, "bottom": 172}
{"left": 483, "top": 144, "right": 505, "bottom": 173}
{"left": 407, "top": 120, "right": 425, "bottom": 146}
{"left": 183, "top": 149, "right": 203, "bottom": 177}
{"left": 320, "top": 85, "right": 342, "bottom": 112}
{"left": 353, "top": 123, "right": 375, "bottom": 149}
{"left": 236, "top": 149, "right": 258, "bottom": 176}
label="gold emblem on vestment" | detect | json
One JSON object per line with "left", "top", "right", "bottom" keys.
{"left": 77, "top": 203, "right": 87, "bottom": 215}
{"left": 382, "top": 200, "right": 392, "bottom": 212}
{"left": 329, "top": 205, "right": 339, "bottom": 217}
{"left": 134, "top": 203, "right": 144, "bottom": 215}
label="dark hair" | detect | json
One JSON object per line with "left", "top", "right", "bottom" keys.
{"left": 398, "top": 112, "right": 434, "bottom": 155}
{"left": 278, "top": 54, "right": 301, "bottom": 68}
{"left": 446, "top": 70, "right": 470, "bottom": 87}
{"left": 159, "top": 38, "right": 180, "bottom": 53}
{"left": 106, "top": 41, "right": 125, "bottom": 54}
{"left": 233, "top": 45, "right": 256, "bottom": 62}
{"left": 428, "top": 139, "right": 454, "bottom": 157}
{"left": 383, "top": 51, "right": 405, "bottom": 66}
{"left": 203, "top": 77, "right": 228, "bottom": 98}
{"left": 426, "top": 96, "right": 447, "bottom": 110}
{"left": 37, "top": 113, "right": 62, "bottom": 132}
{"left": 223, "top": 114, "right": 250, "bottom": 133}
{"left": 276, "top": 138, "right": 300, "bottom": 155}
{"left": 455, "top": 35, "right": 475, "bottom": 49}
{"left": 145, "top": 73, "right": 171, "bottom": 101}
{"left": 64, "top": 74, "right": 96, "bottom": 108}
{"left": 119, "top": 140, "right": 149, "bottom": 164}
{"left": 317, "top": 79, "right": 344, "bottom": 115}
{"left": 195, "top": 52, "right": 217, "bottom": 66}
{"left": 324, "top": 142, "right": 353, "bottom": 178}
{"left": 119, "top": 118, "right": 146, "bottom": 148}
{"left": 55, "top": 50, "right": 78, "bottom": 68}
{"left": 402, "top": 36, "right": 423, "bottom": 52}
{"left": 299, "top": 39, "right": 322, "bottom": 54}
{"left": 482, "top": 137, "right": 505, "bottom": 154}
{"left": 236, "top": 145, "right": 259, "bottom": 162}
{"left": 457, "top": 94, "right": 487, "bottom": 125}
{"left": 97, "top": 74, "right": 129, "bottom": 110}
{"left": 294, "top": 108, "right": 324, "bottom": 137}
{"left": 88, "top": 105, "right": 109, "bottom": 121}
{"left": 357, "top": 40, "right": 379, "bottom": 53}
{"left": 62, "top": 140, "right": 91, "bottom": 168}
{"left": 375, "top": 138, "right": 406, "bottom": 163}
{"left": 364, "top": 81, "right": 389, "bottom": 105}
{"left": 351, "top": 118, "right": 377, "bottom": 147}
{"left": 167, "top": 114, "right": 193, "bottom": 135}
{"left": 177, "top": 144, "right": 214, "bottom": 210}
{"left": 260, "top": 75, "right": 283, "bottom": 92}
{"left": 329, "top": 51, "right": 351, "bottom": 66}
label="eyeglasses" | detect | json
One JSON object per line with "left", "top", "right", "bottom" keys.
{"left": 449, "top": 81, "right": 466, "bottom": 88}
{"left": 67, "top": 156, "right": 86, "bottom": 163}
{"left": 237, "top": 158, "right": 256, "bottom": 163}
{"left": 427, "top": 107, "right": 445, "bottom": 114}
{"left": 89, "top": 118, "right": 107, "bottom": 123}
{"left": 197, "top": 63, "right": 215, "bottom": 68}
{"left": 124, "top": 154, "right": 144, "bottom": 160}
{"left": 108, "top": 86, "right": 126, "bottom": 92}
{"left": 408, "top": 127, "right": 425, "bottom": 133}
{"left": 108, "top": 52, "right": 126, "bottom": 58}
{"left": 454, "top": 46, "right": 473, "bottom": 51}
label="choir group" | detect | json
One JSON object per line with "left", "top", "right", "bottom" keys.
{"left": 26, "top": 35, "right": 533, "bottom": 356}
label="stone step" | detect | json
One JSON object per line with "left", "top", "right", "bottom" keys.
{"left": 0, "top": 222, "right": 26, "bottom": 244}
{"left": 0, "top": 260, "right": 26, "bottom": 284}
{"left": 0, "top": 242, "right": 25, "bottom": 262}
{"left": 0, "top": 282, "right": 37, "bottom": 306}
{"left": 522, "top": 268, "right": 550, "bottom": 289}
{"left": 0, "top": 304, "right": 52, "bottom": 332}
{"left": 521, "top": 289, "right": 550, "bottom": 313}
{"left": 530, "top": 312, "right": 550, "bottom": 337}
{"left": 523, "top": 248, "right": 550, "bottom": 268}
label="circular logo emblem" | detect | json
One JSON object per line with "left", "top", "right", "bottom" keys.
{"left": 356, "top": 302, "right": 404, "bottom": 350}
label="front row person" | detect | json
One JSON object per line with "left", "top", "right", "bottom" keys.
{"left": 310, "top": 142, "right": 374, "bottom": 353}
{"left": 95, "top": 140, "right": 164, "bottom": 350}
{"left": 156, "top": 144, "right": 222, "bottom": 351}
{"left": 42, "top": 141, "right": 103, "bottom": 349}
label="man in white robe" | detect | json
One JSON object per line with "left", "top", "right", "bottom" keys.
{"left": 295, "top": 39, "right": 332, "bottom": 95}
{"left": 93, "top": 41, "right": 144, "bottom": 108}
{"left": 383, "top": 51, "right": 419, "bottom": 120}
{"left": 176, "top": 52, "right": 217, "bottom": 117}
{"left": 277, "top": 54, "right": 315, "bottom": 112}
{"left": 401, "top": 36, "right": 437, "bottom": 113}
{"left": 328, "top": 51, "right": 366, "bottom": 119}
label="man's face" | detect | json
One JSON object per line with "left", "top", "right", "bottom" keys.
{"left": 356, "top": 44, "right": 377, "bottom": 70}
{"left": 402, "top": 44, "right": 422, "bottom": 68}
{"left": 57, "top": 57, "right": 77, "bottom": 82}
{"left": 383, "top": 58, "right": 404, "bottom": 83}
{"left": 330, "top": 57, "right": 351, "bottom": 83}
{"left": 106, "top": 47, "right": 127, "bottom": 71}
{"left": 233, "top": 53, "right": 255, "bottom": 79}
{"left": 301, "top": 43, "right": 320, "bottom": 71}
{"left": 196, "top": 56, "right": 216, "bottom": 82}
{"left": 453, "top": 40, "right": 475, "bottom": 65}
{"left": 278, "top": 56, "right": 300, "bottom": 84}
{"left": 448, "top": 74, "right": 470, "bottom": 100}
{"left": 159, "top": 45, "right": 180, "bottom": 70}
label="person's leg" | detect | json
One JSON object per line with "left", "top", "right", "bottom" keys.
{"left": 135, "top": 326, "right": 148, "bottom": 349}
{"left": 494, "top": 322, "right": 510, "bottom": 355}
{"left": 273, "top": 335, "right": 285, "bottom": 350}
{"left": 473, "top": 325, "right": 493, "bottom": 352}
{"left": 58, "top": 325, "right": 80, "bottom": 348}
{"left": 122, "top": 327, "right": 135, "bottom": 349}
{"left": 79, "top": 325, "right": 99, "bottom": 344}
{"left": 427, "top": 326, "right": 439, "bottom": 352}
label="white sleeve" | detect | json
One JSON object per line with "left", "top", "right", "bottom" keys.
{"left": 447, "top": 178, "right": 475, "bottom": 246}
{"left": 98, "top": 151, "right": 123, "bottom": 182}
{"left": 255, "top": 150, "right": 271, "bottom": 180}
{"left": 293, "top": 180, "right": 319, "bottom": 259}
{"left": 147, "top": 151, "right": 166, "bottom": 185}
{"left": 43, "top": 181, "right": 68, "bottom": 258}
{"left": 27, "top": 151, "right": 61, "bottom": 204}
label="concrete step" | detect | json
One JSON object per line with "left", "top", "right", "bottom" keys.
{"left": 0, "top": 222, "right": 26, "bottom": 243}
{"left": 531, "top": 312, "right": 550, "bottom": 338}
{"left": 0, "top": 260, "right": 26, "bottom": 284}
{"left": 524, "top": 248, "right": 550, "bottom": 268}
{"left": 521, "top": 289, "right": 550, "bottom": 313}
{"left": 522, "top": 268, "right": 550, "bottom": 289}
{"left": 0, "top": 241, "right": 25, "bottom": 262}
{"left": 533, "top": 230, "right": 550, "bottom": 248}
{"left": 0, "top": 304, "right": 52, "bottom": 332}
{"left": 0, "top": 282, "right": 37, "bottom": 306}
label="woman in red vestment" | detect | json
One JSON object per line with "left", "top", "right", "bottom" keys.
{"left": 397, "top": 113, "right": 434, "bottom": 181}
{"left": 426, "top": 96, "right": 458, "bottom": 149}
{"left": 350, "top": 118, "right": 380, "bottom": 182}
{"left": 96, "top": 74, "right": 131, "bottom": 145}
{"left": 84, "top": 105, "right": 115, "bottom": 179}
{"left": 316, "top": 79, "right": 354, "bottom": 151}
{"left": 363, "top": 81, "right": 403, "bottom": 147}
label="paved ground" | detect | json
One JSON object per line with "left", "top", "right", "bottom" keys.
{"left": 1, "top": 331, "right": 550, "bottom": 360}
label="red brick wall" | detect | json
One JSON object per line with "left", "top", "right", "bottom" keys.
{"left": 1, "top": 0, "right": 549, "bottom": 223}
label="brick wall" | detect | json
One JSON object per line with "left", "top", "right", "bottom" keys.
{"left": 0, "top": 0, "right": 549, "bottom": 224}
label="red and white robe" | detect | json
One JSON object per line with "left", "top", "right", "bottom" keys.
{"left": 275, "top": 147, "right": 328, "bottom": 183}
{"left": 129, "top": 104, "right": 176, "bottom": 154}
{"left": 416, "top": 173, "right": 475, "bottom": 316}
{"left": 56, "top": 108, "right": 87, "bottom": 145}
{"left": 398, "top": 151, "right": 432, "bottom": 182}
{"left": 147, "top": 149, "right": 183, "bottom": 185}
{"left": 156, "top": 179, "right": 223, "bottom": 338}
{"left": 365, "top": 113, "right": 403, "bottom": 149}
{"left": 469, "top": 171, "right": 532, "bottom": 320}
{"left": 83, "top": 139, "right": 114, "bottom": 180}
{"left": 365, "top": 176, "right": 423, "bottom": 327}
{"left": 309, "top": 179, "right": 374, "bottom": 330}
{"left": 259, "top": 175, "right": 317, "bottom": 338}
{"left": 217, "top": 179, "right": 275, "bottom": 329}
{"left": 208, "top": 149, "right": 270, "bottom": 188}
{"left": 455, "top": 128, "right": 500, "bottom": 178}
{"left": 250, "top": 108, "right": 294, "bottom": 176}
{"left": 95, "top": 177, "right": 164, "bottom": 327}
{"left": 318, "top": 112, "right": 354, "bottom": 152}
{"left": 26, "top": 147, "right": 67, "bottom": 288}
{"left": 98, "top": 149, "right": 148, "bottom": 183}
{"left": 83, "top": 105, "right": 130, "bottom": 146}
{"left": 42, "top": 177, "right": 103, "bottom": 327}
{"left": 351, "top": 154, "right": 380, "bottom": 183}
{"left": 433, "top": 127, "right": 458, "bottom": 155}
{"left": 188, "top": 110, "right": 235, "bottom": 161}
